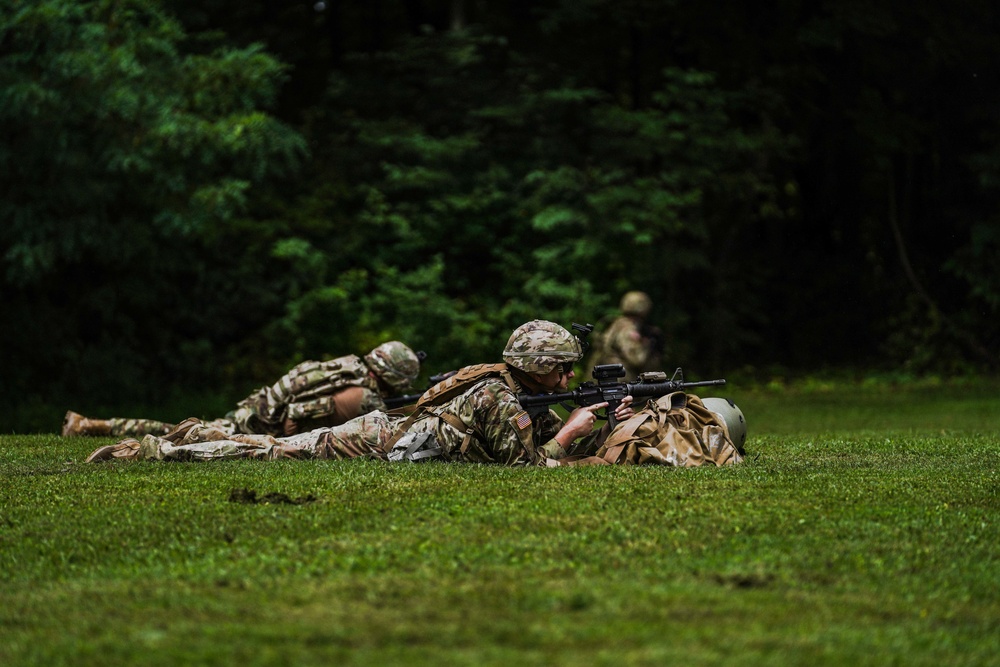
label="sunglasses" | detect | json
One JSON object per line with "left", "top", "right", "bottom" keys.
{"left": 559, "top": 361, "right": 575, "bottom": 375}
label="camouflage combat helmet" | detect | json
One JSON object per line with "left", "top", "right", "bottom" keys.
{"left": 502, "top": 320, "right": 583, "bottom": 374}
{"left": 620, "top": 291, "right": 652, "bottom": 317}
{"left": 701, "top": 397, "right": 747, "bottom": 452}
{"left": 364, "top": 341, "right": 421, "bottom": 392}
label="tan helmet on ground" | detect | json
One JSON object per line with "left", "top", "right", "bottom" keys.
{"left": 365, "top": 341, "right": 421, "bottom": 392}
{"left": 502, "top": 320, "right": 583, "bottom": 374}
{"left": 620, "top": 291, "right": 652, "bottom": 317}
{"left": 701, "top": 397, "right": 747, "bottom": 452}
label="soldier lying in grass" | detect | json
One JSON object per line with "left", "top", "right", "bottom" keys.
{"left": 65, "top": 341, "right": 422, "bottom": 439}
{"left": 86, "top": 321, "right": 633, "bottom": 466}
{"left": 86, "top": 321, "right": 746, "bottom": 467}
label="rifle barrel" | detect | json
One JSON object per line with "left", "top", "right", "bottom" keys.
{"left": 628, "top": 378, "right": 726, "bottom": 394}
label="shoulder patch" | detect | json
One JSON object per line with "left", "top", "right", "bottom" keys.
{"left": 514, "top": 410, "right": 532, "bottom": 431}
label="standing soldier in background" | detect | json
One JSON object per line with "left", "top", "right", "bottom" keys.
{"left": 586, "top": 291, "right": 663, "bottom": 381}
{"left": 63, "top": 341, "right": 422, "bottom": 440}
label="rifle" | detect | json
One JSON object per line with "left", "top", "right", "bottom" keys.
{"left": 383, "top": 370, "right": 458, "bottom": 409}
{"left": 518, "top": 363, "right": 726, "bottom": 429}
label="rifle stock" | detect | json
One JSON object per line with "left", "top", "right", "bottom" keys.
{"left": 383, "top": 370, "right": 458, "bottom": 409}
{"left": 383, "top": 393, "right": 423, "bottom": 409}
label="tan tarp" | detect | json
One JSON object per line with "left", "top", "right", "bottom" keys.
{"left": 593, "top": 392, "right": 744, "bottom": 466}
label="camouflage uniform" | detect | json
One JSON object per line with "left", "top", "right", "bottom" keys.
{"left": 122, "top": 371, "right": 606, "bottom": 465}
{"left": 394, "top": 376, "right": 604, "bottom": 464}
{"left": 88, "top": 321, "right": 608, "bottom": 466}
{"left": 127, "top": 411, "right": 401, "bottom": 462}
{"left": 587, "top": 291, "right": 662, "bottom": 381}
{"left": 225, "top": 354, "right": 388, "bottom": 435}
{"left": 65, "top": 342, "right": 420, "bottom": 438}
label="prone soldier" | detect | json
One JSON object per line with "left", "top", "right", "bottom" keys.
{"left": 66, "top": 341, "right": 422, "bottom": 441}
{"left": 85, "top": 321, "right": 634, "bottom": 465}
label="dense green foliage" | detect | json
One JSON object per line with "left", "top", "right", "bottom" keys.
{"left": 3, "top": 0, "right": 999, "bottom": 431}
{"left": 2, "top": 381, "right": 998, "bottom": 664}
{"left": 1, "top": 0, "right": 306, "bottom": 419}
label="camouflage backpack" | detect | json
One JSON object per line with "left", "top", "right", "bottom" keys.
{"left": 413, "top": 364, "right": 517, "bottom": 409}
{"left": 595, "top": 392, "right": 744, "bottom": 467}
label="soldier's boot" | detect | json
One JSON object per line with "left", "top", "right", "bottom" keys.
{"left": 84, "top": 438, "right": 142, "bottom": 463}
{"left": 62, "top": 411, "right": 113, "bottom": 438}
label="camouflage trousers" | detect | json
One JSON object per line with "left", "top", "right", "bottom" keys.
{"left": 133, "top": 411, "right": 404, "bottom": 462}
{"left": 107, "top": 417, "right": 237, "bottom": 438}
{"left": 106, "top": 417, "right": 174, "bottom": 438}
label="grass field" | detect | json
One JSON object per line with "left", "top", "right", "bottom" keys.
{"left": 2, "top": 379, "right": 998, "bottom": 666}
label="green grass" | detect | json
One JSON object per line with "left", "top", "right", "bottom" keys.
{"left": 2, "top": 380, "right": 998, "bottom": 665}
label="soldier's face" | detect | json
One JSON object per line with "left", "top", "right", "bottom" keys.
{"left": 532, "top": 365, "right": 574, "bottom": 392}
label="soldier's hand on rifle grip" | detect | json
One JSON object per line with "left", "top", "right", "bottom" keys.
{"left": 601, "top": 395, "right": 635, "bottom": 433}
{"left": 612, "top": 395, "right": 634, "bottom": 423}
{"left": 554, "top": 403, "right": 607, "bottom": 449}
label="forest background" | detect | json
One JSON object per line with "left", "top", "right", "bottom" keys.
{"left": 3, "top": 0, "right": 999, "bottom": 433}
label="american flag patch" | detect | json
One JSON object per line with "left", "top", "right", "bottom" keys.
{"left": 515, "top": 410, "right": 532, "bottom": 430}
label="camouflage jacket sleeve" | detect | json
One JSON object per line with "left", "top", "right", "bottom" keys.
{"left": 358, "top": 388, "right": 388, "bottom": 415}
